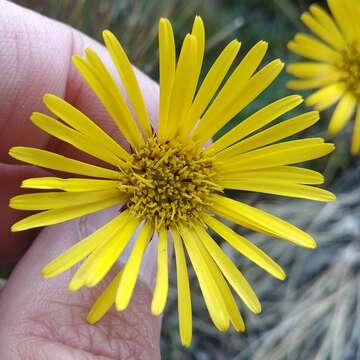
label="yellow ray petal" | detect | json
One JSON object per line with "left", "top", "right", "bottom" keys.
{"left": 351, "top": 105, "right": 360, "bottom": 155}
{"left": 10, "top": 189, "right": 121, "bottom": 210}
{"left": 11, "top": 194, "right": 125, "bottom": 232}
{"left": 31, "top": 112, "right": 123, "bottom": 167}
{"left": 180, "top": 39, "right": 241, "bottom": 137}
{"left": 210, "top": 194, "right": 317, "bottom": 248}
{"left": 286, "top": 62, "right": 336, "bottom": 78}
{"left": 9, "top": 147, "right": 120, "bottom": 179}
{"left": 287, "top": 35, "right": 342, "bottom": 63}
{"left": 87, "top": 270, "right": 122, "bottom": 324}
{"left": 179, "top": 224, "right": 230, "bottom": 332}
{"left": 192, "top": 41, "right": 269, "bottom": 142}
{"left": 116, "top": 222, "right": 154, "bottom": 311}
{"left": 43, "top": 94, "right": 130, "bottom": 160}
{"left": 287, "top": 72, "right": 342, "bottom": 90}
{"left": 328, "top": 93, "right": 356, "bottom": 135}
{"left": 21, "top": 177, "right": 119, "bottom": 192}
{"left": 194, "top": 225, "right": 261, "bottom": 313}
{"left": 102, "top": 31, "right": 152, "bottom": 138}
{"left": 219, "top": 166, "right": 324, "bottom": 185}
{"left": 219, "top": 179, "right": 335, "bottom": 202}
{"left": 192, "top": 225, "right": 245, "bottom": 332}
{"left": 327, "top": 0, "right": 355, "bottom": 42}
{"left": 170, "top": 228, "right": 192, "bottom": 347}
{"left": 69, "top": 215, "right": 139, "bottom": 291}
{"left": 216, "top": 139, "right": 334, "bottom": 173}
{"left": 166, "top": 34, "right": 198, "bottom": 138}
{"left": 309, "top": 4, "right": 345, "bottom": 47}
{"left": 72, "top": 54, "right": 143, "bottom": 149}
{"left": 42, "top": 211, "right": 129, "bottom": 279}
{"left": 305, "top": 82, "right": 345, "bottom": 111}
{"left": 217, "top": 111, "right": 319, "bottom": 158}
{"left": 203, "top": 214, "right": 285, "bottom": 280}
{"left": 151, "top": 227, "right": 169, "bottom": 315}
{"left": 194, "top": 59, "right": 284, "bottom": 144}
{"left": 158, "top": 18, "right": 176, "bottom": 139}
{"left": 191, "top": 16, "right": 205, "bottom": 70}
{"left": 300, "top": 12, "right": 345, "bottom": 50}
{"left": 206, "top": 95, "right": 303, "bottom": 155}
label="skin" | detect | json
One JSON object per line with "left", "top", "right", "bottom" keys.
{"left": 0, "top": 0, "right": 162, "bottom": 358}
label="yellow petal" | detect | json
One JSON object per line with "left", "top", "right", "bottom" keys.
{"left": 217, "top": 111, "right": 319, "bottom": 158}
{"left": 69, "top": 215, "right": 139, "bottom": 291}
{"left": 328, "top": 93, "right": 356, "bottom": 135}
{"left": 219, "top": 166, "right": 324, "bottom": 185}
{"left": 287, "top": 72, "right": 342, "bottom": 90}
{"left": 87, "top": 271, "right": 122, "bottom": 324}
{"left": 180, "top": 39, "right": 241, "bottom": 137}
{"left": 216, "top": 139, "right": 334, "bottom": 173}
{"left": 327, "top": 0, "right": 355, "bottom": 42}
{"left": 309, "top": 4, "right": 345, "bottom": 47}
{"left": 192, "top": 225, "right": 245, "bottom": 332}
{"left": 9, "top": 147, "right": 120, "bottom": 179}
{"left": 195, "top": 225, "right": 261, "bottom": 313}
{"left": 42, "top": 211, "right": 129, "bottom": 279}
{"left": 219, "top": 179, "right": 335, "bottom": 202}
{"left": 203, "top": 214, "right": 285, "bottom": 280}
{"left": 11, "top": 195, "right": 125, "bottom": 232}
{"left": 170, "top": 228, "right": 192, "bottom": 347}
{"left": 166, "top": 34, "right": 198, "bottom": 138}
{"left": 43, "top": 94, "right": 130, "bottom": 160}
{"left": 72, "top": 54, "right": 143, "bottom": 149}
{"left": 351, "top": 105, "right": 360, "bottom": 155}
{"left": 194, "top": 59, "right": 284, "bottom": 144}
{"left": 157, "top": 18, "right": 176, "bottom": 139}
{"left": 10, "top": 189, "right": 121, "bottom": 210}
{"left": 207, "top": 95, "right": 303, "bottom": 155}
{"left": 179, "top": 224, "right": 230, "bottom": 332}
{"left": 21, "top": 177, "right": 119, "bottom": 192}
{"left": 305, "top": 83, "right": 345, "bottom": 111}
{"left": 210, "top": 194, "right": 317, "bottom": 248}
{"left": 31, "top": 112, "right": 123, "bottom": 166}
{"left": 192, "top": 40, "right": 269, "bottom": 142}
{"left": 288, "top": 33, "right": 342, "bottom": 63}
{"left": 151, "top": 227, "right": 169, "bottom": 315}
{"left": 191, "top": 16, "right": 205, "bottom": 70}
{"left": 300, "top": 12, "right": 345, "bottom": 50}
{"left": 287, "top": 62, "right": 336, "bottom": 78}
{"left": 102, "top": 30, "right": 152, "bottom": 138}
{"left": 116, "top": 222, "right": 154, "bottom": 311}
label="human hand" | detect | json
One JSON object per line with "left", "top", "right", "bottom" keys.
{"left": 0, "top": 1, "right": 161, "bottom": 358}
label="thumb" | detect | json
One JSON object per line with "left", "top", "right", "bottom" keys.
{"left": 0, "top": 208, "right": 161, "bottom": 359}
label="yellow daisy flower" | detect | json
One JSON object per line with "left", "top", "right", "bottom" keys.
{"left": 287, "top": 0, "right": 360, "bottom": 155}
{"left": 9, "top": 16, "right": 335, "bottom": 346}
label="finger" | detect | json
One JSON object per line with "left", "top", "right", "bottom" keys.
{"left": 0, "top": 208, "right": 161, "bottom": 359}
{"left": 0, "top": 0, "right": 159, "bottom": 261}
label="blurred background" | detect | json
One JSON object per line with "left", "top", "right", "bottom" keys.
{"left": 3, "top": 0, "right": 360, "bottom": 359}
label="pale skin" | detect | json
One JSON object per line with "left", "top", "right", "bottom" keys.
{"left": 0, "top": 1, "right": 162, "bottom": 358}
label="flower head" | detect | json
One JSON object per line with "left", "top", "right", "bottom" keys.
{"left": 287, "top": 0, "right": 360, "bottom": 155}
{"left": 9, "top": 16, "right": 335, "bottom": 346}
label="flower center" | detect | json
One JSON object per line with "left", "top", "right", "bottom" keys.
{"left": 339, "top": 44, "right": 360, "bottom": 98}
{"left": 118, "top": 136, "right": 222, "bottom": 228}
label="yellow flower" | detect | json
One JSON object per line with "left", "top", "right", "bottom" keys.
{"left": 287, "top": 0, "right": 360, "bottom": 155}
{"left": 9, "top": 16, "right": 335, "bottom": 346}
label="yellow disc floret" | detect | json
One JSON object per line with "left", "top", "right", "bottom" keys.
{"left": 118, "top": 136, "right": 222, "bottom": 228}
{"left": 338, "top": 44, "right": 360, "bottom": 98}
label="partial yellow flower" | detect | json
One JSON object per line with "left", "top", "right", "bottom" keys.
{"left": 9, "top": 16, "right": 335, "bottom": 346}
{"left": 287, "top": 0, "right": 360, "bottom": 155}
